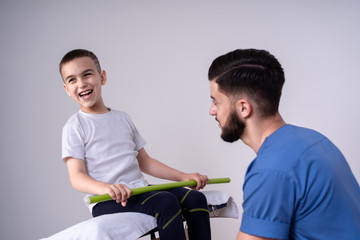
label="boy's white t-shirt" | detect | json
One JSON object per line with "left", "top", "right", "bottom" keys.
{"left": 62, "top": 109, "right": 149, "bottom": 211}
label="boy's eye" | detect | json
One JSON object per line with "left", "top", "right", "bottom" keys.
{"left": 68, "top": 78, "right": 76, "bottom": 83}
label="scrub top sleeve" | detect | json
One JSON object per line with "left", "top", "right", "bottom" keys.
{"left": 241, "top": 170, "right": 296, "bottom": 239}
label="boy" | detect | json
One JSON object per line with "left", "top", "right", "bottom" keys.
{"left": 60, "top": 49, "right": 211, "bottom": 240}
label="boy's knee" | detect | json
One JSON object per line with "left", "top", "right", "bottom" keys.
{"left": 180, "top": 190, "right": 208, "bottom": 211}
{"left": 151, "top": 192, "right": 181, "bottom": 212}
{"left": 189, "top": 191, "right": 207, "bottom": 206}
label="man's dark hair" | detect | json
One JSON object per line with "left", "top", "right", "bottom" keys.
{"left": 208, "top": 49, "right": 285, "bottom": 117}
{"left": 59, "top": 49, "right": 101, "bottom": 75}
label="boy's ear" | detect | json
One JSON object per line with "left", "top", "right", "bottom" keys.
{"left": 235, "top": 98, "right": 252, "bottom": 119}
{"left": 100, "top": 70, "right": 107, "bottom": 85}
{"left": 63, "top": 84, "right": 71, "bottom": 96}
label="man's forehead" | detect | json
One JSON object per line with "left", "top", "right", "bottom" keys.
{"left": 210, "top": 81, "right": 223, "bottom": 97}
{"left": 210, "top": 80, "right": 218, "bottom": 91}
{"left": 210, "top": 80, "right": 236, "bottom": 106}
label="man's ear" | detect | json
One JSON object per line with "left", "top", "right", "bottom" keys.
{"left": 63, "top": 84, "right": 71, "bottom": 96}
{"left": 100, "top": 70, "right": 107, "bottom": 85}
{"left": 235, "top": 98, "right": 252, "bottom": 119}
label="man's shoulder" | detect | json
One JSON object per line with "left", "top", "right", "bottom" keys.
{"left": 273, "top": 124, "right": 326, "bottom": 147}
{"left": 254, "top": 125, "right": 328, "bottom": 171}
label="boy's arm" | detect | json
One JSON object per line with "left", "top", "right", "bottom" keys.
{"left": 65, "top": 157, "right": 131, "bottom": 206}
{"left": 137, "top": 148, "right": 208, "bottom": 190}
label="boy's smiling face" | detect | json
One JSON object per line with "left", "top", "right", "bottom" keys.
{"left": 62, "top": 56, "right": 108, "bottom": 114}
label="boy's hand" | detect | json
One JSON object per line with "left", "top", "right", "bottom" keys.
{"left": 105, "top": 184, "right": 132, "bottom": 206}
{"left": 183, "top": 173, "right": 209, "bottom": 191}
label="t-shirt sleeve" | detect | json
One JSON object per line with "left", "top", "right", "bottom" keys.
{"left": 240, "top": 170, "right": 296, "bottom": 239}
{"left": 125, "top": 114, "right": 147, "bottom": 151}
{"left": 62, "top": 119, "right": 85, "bottom": 161}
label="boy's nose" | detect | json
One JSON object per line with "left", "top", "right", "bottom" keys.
{"left": 78, "top": 78, "right": 87, "bottom": 88}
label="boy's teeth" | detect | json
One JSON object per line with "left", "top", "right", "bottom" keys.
{"left": 80, "top": 90, "right": 92, "bottom": 96}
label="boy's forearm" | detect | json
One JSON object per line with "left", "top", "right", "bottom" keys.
{"left": 140, "top": 157, "right": 208, "bottom": 190}
{"left": 140, "top": 156, "right": 186, "bottom": 181}
{"left": 66, "top": 157, "right": 110, "bottom": 195}
{"left": 70, "top": 171, "right": 109, "bottom": 195}
{"left": 137, "top": 148, "right": 186, "bottom": 181}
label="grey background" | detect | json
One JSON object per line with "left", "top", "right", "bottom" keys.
{"left": 1, "top": 1, "right": 359, "bottom": 239}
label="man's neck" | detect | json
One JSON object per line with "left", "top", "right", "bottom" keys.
{"left": 241, "top": 113, "right": 286, "bottom": 154}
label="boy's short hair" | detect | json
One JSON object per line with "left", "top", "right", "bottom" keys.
{"left": 59, "top": 49, "right": 101, "bottom": 76}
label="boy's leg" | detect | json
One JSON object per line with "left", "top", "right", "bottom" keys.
{"left": 92, "top": 191, "right": 187, "bottom": 240}
{"left": 167, "top": 188, "right": 211, "bottom": 240}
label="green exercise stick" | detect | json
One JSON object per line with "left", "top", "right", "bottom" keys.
{"left": 87, "top": 177, "right": 231, "bottom": 204}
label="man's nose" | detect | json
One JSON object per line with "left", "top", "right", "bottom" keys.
{"left": 209, "top": 103, "right": 216, "bottom": 116}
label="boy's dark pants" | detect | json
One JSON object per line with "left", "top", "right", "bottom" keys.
{"left": 92, "top": 187, "right": 211, "bottom": 240}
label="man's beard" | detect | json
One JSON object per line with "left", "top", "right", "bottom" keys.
{"left": 220, "top": 110, "right": 246, "bottom": 143}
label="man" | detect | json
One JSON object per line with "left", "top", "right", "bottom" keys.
{"left": 208, "top": 49, "right": 360, "bottom": 240}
